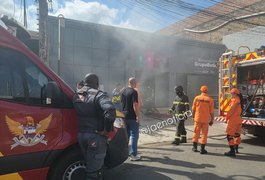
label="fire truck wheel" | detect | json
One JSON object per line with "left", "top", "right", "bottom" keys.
{"left": 48, "top": 150, "right": 86, "bottom": 180}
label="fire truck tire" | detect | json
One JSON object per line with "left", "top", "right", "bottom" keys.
{"left": 48, "top": 150, "right": 86, "bottom": 180}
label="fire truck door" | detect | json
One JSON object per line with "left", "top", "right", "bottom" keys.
{"left": 0, "top": 48, "right": 63, "bottom": 175}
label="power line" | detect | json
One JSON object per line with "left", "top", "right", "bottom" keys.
{"left": 184, "top": 11, "right": 265, "bottom": 33}
{"left": 117, "top": 0, "right": 265, "bottom": 35}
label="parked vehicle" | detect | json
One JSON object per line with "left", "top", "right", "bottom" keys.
{"left": 216, "top": 46, "right": 265, "bottom": 137}
{"left": 0, "top": 25, "right": 128, "bottom": 180}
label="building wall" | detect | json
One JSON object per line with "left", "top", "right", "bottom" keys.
{"left": 47, "top": 16, "right": 225, "bottom": 107}
{"left": 223, "top": 26, "right": 265, "bottom": 53}
{"left": 158, "top": 0, "right": 265, "bottom": 44}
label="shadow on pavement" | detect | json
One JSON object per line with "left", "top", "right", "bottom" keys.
{"left": 105, "top": 163, "right": 173, "bottom": 180}
{"left": 207, "top": 151, "right": 265, "bottom": 162}
{"left": 205, "top": 142, "right": 229, "bottom": 148}
{"left": 105, "top": 162, "right": 223, "bottom": 180}
{"left": 229, "top": 175, "right": 264, "bottom": 180}
{"left": 141, "top": 155, "right": 216, "bottom": 169}
{"left": 235, "top": 152, "right": 265, "bottom": 162}
{"left": 241, "top": 136, "right": 265, "bottom": 146}
{"left": 139, "top": 146, "right": 184, "bottom": 153}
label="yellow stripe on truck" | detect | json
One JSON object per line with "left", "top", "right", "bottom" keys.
{"left": 0, "top": 152, "right": 23, "bottom": 180}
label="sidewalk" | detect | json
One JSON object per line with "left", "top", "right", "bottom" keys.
{"left": 138, "top": 108, "right": 227, "bottom": 146}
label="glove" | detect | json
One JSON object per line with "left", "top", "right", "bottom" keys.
{"left": 209, "top": 120, "right": 213, "bottom": 126}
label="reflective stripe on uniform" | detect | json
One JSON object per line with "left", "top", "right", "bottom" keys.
{"left": 173, "top": 101, "right": 189, "bottom": 105}
{"left": 196, "top": 99, "right": 210, "bottom": 103}
{"left": 112, "top": 96, "right": 121, "bottom": 103}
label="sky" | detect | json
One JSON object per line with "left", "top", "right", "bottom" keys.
{"left": 0, "top": 0, "right": 221, "bottom": 32}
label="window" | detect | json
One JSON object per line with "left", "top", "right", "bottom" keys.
{"left": 25, "top": 62, "right": 49, "bottom": 104}
{"left": 0, "top": 48, "right": 50, "bottom": 105}
{"left": 0, "top": 49, "right": 25, "bottom": 102}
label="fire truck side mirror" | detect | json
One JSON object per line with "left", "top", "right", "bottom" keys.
{"left": 45, "top": 81, "right": 63, "bottom": 106}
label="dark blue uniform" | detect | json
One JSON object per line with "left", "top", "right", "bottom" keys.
{"left": 73, "top": 86, "right": 115, "bottom": 180}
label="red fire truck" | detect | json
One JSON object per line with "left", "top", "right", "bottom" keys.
{"left": 0, "top": 25, "right": 128, "bottom": 179}
{"left": 215, "top": 46, "right": 265, "bottom": 137}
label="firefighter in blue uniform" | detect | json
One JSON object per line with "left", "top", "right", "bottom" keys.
{"left": 169, "top": 86, "right": 190, "bottom": 145}
{"left": 73, "top": 74, "right": 116, "bottom": 180}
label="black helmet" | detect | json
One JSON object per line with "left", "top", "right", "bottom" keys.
{"left": 175, "top": 85, "right": 183, "bottom": 92}
{"left": 84, "top": 73, "right": 99, "bottom": 89}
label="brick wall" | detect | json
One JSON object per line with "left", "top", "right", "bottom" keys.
{"left": 158, "top": 0, "right": 265, "bottom": 43}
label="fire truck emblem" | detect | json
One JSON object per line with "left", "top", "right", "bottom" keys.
{"left": 5, "top": 114, "right": 52, "bottom": 149}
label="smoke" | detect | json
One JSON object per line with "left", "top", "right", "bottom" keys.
{"left": 47, "top": 16, "right": 225, "bottom": 108}
{"left": 99, "top": 28, "right": 177, "bottom": 107}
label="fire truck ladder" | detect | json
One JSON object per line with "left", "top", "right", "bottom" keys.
{"left": 219, "top": 51, "right": 234, "bottom": 111}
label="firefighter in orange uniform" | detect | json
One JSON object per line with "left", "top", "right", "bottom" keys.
{"left": 192, "top": 85, "right": 214, "bottom": 154}
{"left": 224, "top": 88, "right": 243, "bottom": 156}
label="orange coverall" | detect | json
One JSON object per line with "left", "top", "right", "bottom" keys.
{"left": 226, "top": 96, "right": 242, "bottom": 146}
{"left": 192, "top": 93, "right": 214, "bottom": 144}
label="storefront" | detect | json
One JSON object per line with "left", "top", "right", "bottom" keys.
{"left": 47, "top": 16, "right": 226, "bottom": 107}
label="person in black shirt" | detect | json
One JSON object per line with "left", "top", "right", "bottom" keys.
{"left": 121, "top": 77, "right": 141, "bottom": 161}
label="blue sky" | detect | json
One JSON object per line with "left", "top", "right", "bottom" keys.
{"left": 1, "top": 0, "right": 222, "bottom": 32}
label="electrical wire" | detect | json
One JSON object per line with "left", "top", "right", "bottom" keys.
{"left": 117, "top": 0, "right": 265, "bottom": 35}
{"left": 184, "top": 11, "right": 265, "bottom": 33}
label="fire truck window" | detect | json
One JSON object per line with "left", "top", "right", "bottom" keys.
{"left": 0, "top": 66, "right": 12, "bottom": 98}
{"left": 0, "top": 48, "right": 25, "bottom": 102}
{"left": 0, "top": 47, "right": 51, "bottom": 105}
{"left": 24, "top": 59, "right": 49, "bottom": 105}
{"left": 0, "top": 47, "right": 69, "bottom": 107}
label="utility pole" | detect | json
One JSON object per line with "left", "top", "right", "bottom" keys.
{"left": 23, "top": 0, "right": 27, "bottom": 28}
{"left": 38, "top": 0, "right": 48, "bottom": 66}
{"left": 58, "top": 14, "right": 64, "bottom": 76}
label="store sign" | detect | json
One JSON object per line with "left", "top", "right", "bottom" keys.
{"left": 193, "top": 59, "right": 218, "bottom": 74}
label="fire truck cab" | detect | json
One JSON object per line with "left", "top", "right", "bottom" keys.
{"left": 216, "top": 46, "right": 265, "bottom": 137}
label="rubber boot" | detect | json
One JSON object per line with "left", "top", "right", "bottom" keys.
{"left": 224, "top": 145, "right": 236, "bottom": 157}
{"left": 200, "top": 144, "right": 208, "bottom": 154}
{"left": 180, "top": 136, "right": 187, "bottom": 143}
{"left": 235, "top": 145, "right": 239, "bottom": 153}
{"left": 171, "top": 138, "right": 180, "bottom": 145}
{"left": 192, "top": 142, "right": 199, "bottom": 152}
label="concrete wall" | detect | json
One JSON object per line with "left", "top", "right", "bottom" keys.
{"left": 223, "top": 26, "right": 265, "bottom": 53}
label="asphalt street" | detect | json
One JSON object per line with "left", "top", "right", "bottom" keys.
{"left": 105, "top": 110, "right": 265, "bottom": 180}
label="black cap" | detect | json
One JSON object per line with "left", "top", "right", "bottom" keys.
{"left": 84, "top": 73, "right": 99, "bottom": 89}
